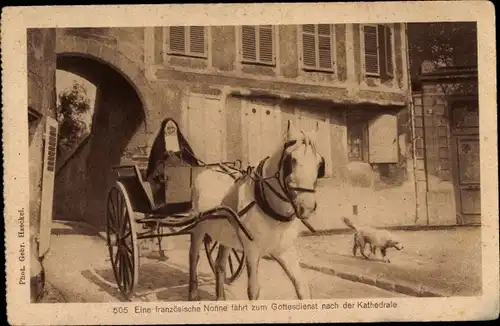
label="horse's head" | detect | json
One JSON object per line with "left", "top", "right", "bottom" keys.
{"left": 276, "top": 120, "right": 325, "bottom": 219}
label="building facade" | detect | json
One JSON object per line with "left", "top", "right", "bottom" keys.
{"left": 52, "top": 24, "right": 415, "bottom": 230}
{"left": 412, "top": 62, "right": 480, "bottom": 226}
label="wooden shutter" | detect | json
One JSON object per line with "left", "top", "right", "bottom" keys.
{"left": 242, "top": 25, "right": 257, "bottom": 61}
{"left": 363, "top": 25, "right": 379, "bottom": 75}
{"left": 302, "top": 24, "right": 317, "bottom": 68}
{"left": 169, "top": 26, "right": 186, "bottom": 53}
{"left": 189, "top": 26, "right": 205, "bottom": 55}
{"left": 39, "top": 116, "right": 59, "bottom": 257}
{"left": 368, "top": 113, "right": 398, "bottom": 163}
{"left": 241, "top": 25, "right": 274, "bottom": 64}
{"left": 385, "top": 26, "right": 394, "bottom": 77}
{"left": 317, "top": 24, "right": 333, "bottom": 70}
{"left": 258, "top": 25, "right": 274, "bottom": 64}
{"left": 377, "top": 25, "right": 387, "bottom": 78}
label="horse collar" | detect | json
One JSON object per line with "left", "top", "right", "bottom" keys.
{"left": 254, "top": 157, "right": 295, "bottom": 223}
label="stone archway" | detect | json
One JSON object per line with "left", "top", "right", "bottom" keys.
{"left": 53, "top": 53, "right": 148, "bottom": 229}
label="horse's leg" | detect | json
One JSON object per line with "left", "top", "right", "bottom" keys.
{"left": 188, "top": 231, "right": 203, "bottom": 301}
{"left": 272, "top": 246, "right": 311, "bottom": 300}
{"left": 245, "top": 245, "right": 261, "bottom": 300}
{"left": 215, "top": 245, "right": 230, "bottom": 301}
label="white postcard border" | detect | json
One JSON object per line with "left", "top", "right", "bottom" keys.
{"left": 2, "top": 2, "right": 498, "bottom": 324}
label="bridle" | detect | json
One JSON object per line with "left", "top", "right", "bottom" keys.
{"left": 253, "top": 139, "right": 321, "bottom": 228}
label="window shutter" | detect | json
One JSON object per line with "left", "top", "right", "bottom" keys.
{"left": 302, "top": 24, "right": 317, "bottom": 68}
{"left": 189, "top": 26, "right": 205, "bottom": 55}
{"left": 169, "top": 26, "right": 185, "bottom": 53}
{"left": 363, "top": 25, "right": 379, "bottom": 75}
{"left": 242, "top": 25, "right": 257, "bottom": 61}
{"left": 377, "top": 25, "right": 387, "bottom": 78}
{"left": 258, "top": 25, "right": 274, "bottom": 64}
{"left": 385, "top": 26, "right": 394, "bottom": 77}
{"left": 368, "top": 114, "right": 398, "bottom": 163}
{"left": 317, "top": 24, "right": 333, "bottom": 70}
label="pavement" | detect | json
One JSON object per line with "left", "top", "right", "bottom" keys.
{"left": 39, "top": 220, "right": 482, "bottom": 303}
{"left": 297, "top": 227, "right": 482, "bottom": 297}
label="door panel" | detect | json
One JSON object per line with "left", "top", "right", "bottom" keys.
{"left": 295, "top": 106, "right": 332, "bottom": 177}
{"left": 186, "top": 94, "right": 225, "bottom": 164}
{"left": 242, "top": 101, "right": 282, "bottom": 167}
{"left": 456, "top": 137, "right": 481, "bottom": 217}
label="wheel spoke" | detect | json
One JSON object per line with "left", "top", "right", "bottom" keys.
{"left": 120, "top": 205, "right": 127, "bottom": 235}
{"left": 111, "top": 194, "right": 121, "bottom": 237}
{"left": 232, "top": 249, "right": 241, "bottom": 263}
{"left": 121, "top": 251, "right": 128, "bottom": 290}
{"left": 108, "top": 199, "right": 117, "bottom": 229}
{"left": 228, "top": 255, "right": 235, "bottom": 275}
{"left": 121, "top": 230, "right": 132, "bottom": 242}
{"left": 121, "top": 251, "right": 130, "bottom": 291}
{"left": 112, "top": 189, "right": 119, "bottom": 227}
{"left": 123, "top": 240, "right": 133, "bottom": 255}
{"left": 116, "top": 250, "right": 123, "bottom": 284}
{"left": 209, "top": 241, "right": 218, "bottom": 256}
{"left": 125, "top": 251, "right": 134, "bottom": 289}
{"left": 114, "top": 247, "right": 120, "bottom": 266}
{"left": 117, "top": 193, "right": 124, "bottom": 235}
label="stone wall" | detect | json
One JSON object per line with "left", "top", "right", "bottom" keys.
{"left": 27, "top": 28, "right": 57, "bottom": 237}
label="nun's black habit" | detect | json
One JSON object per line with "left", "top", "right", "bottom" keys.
{"left": 146, "top": 118, "right": 200, "bottom": 183}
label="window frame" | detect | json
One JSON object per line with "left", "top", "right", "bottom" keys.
{"left": 166, "top": 26, "right": 208, "bottom": 59}
{"left": 361, "top": 24, "right": 395, "bottom": 79}
{"left": 346, "top": 114, "right": 370, "bottom": 162}
{"left": 362, "top": 24, "right": 381, "bottom": 77}
{"left": 238, "top": 25, "right": 277, "bottom": 67}
{"left": 299, "top": 24, "right": 336, "bottom": 73}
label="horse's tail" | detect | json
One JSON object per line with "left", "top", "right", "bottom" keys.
{"left": 343, "top": 217, "right": 357, "bottom": 230}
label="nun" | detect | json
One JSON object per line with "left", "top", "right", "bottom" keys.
{"left": 146, "top": 118, "right": 200, "bottom": 207}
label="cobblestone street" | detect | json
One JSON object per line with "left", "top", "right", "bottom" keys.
{"left": 40, "top": 220, "right": 481, "bottom": 303}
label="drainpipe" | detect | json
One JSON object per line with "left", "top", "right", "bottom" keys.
{"left": 403, "top": 23, "right": 423, "bottom": 224}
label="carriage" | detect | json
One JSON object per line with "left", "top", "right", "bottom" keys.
{"left": 106, "top": 118, "right": 324, "bottom": 301}
{"left": 105, "top": 160, "right": 253, "bottom": 299}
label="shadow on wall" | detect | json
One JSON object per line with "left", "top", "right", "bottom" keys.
{"left": 54, "top": 56, "right": 146, "bottom": 229}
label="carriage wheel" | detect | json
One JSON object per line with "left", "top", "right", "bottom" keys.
{"left": 204, "top": 235, "right": 245, "bottom": 284}
{"left": 106, "top": 182, "right": 139, "bottom": 299}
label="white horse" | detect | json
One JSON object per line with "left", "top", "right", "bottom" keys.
{"left": 188, "top": 120, "right": 325, "bottom": 301}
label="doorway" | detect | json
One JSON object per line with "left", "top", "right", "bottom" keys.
{"left": 450, "top": 100, "right": 480, "bottom": 225}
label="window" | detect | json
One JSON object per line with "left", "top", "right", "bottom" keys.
{"left": 167, "top": 26, "right": 207, "bottom": 58}
{"left": 347, "top": 113, "right": 398, "bottom": 164}
{"left": 301, "top": 24, "right": 335, "bottom": 72}
{"left": 347, "top": 115, "right": 369, "bottom": 162}
{"left": 363, "top": 24, "right": 393, "bottom": 78}
{"left": 240, "top": 25, "right": 275, "bottom": 66}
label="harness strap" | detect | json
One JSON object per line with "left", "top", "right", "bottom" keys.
{"left": 254, "top": 158, "right": 295, "bottom": 222}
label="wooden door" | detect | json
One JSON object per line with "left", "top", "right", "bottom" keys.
{"left": 450, "top": 100, "right": 480, "bottom": 225}
{"left": 241, "top": 100, "right": 282, "bottom": 167}
{"left": 185, "top": 94, "right": 225, "bottom": 164}
{"left": 455, "top": 136, "right": 481, "bottom": 223}
{"left": 295, "top": 106, "right": 332, "bottom": 177}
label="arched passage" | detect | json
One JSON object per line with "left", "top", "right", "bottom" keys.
{"left": 54, "top": 54, "right": 147, "bottom": 228}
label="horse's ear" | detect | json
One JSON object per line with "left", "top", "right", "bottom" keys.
{"left": 308, "top": 129, "right": 319, "bottom": 144}
{"left": 286, "top": 120, "right": 300, "bottom": 140}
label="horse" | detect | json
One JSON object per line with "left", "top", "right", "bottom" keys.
{"left": 188, "top": 120, "right": 325, "bottom": 301}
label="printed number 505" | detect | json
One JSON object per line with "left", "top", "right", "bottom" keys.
{"left": 113, "top": 307, "right": 129, "bottom": 314}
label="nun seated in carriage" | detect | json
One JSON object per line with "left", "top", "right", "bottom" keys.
{"left": 145, "top": 118, "right": 200, "bottom": 209}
